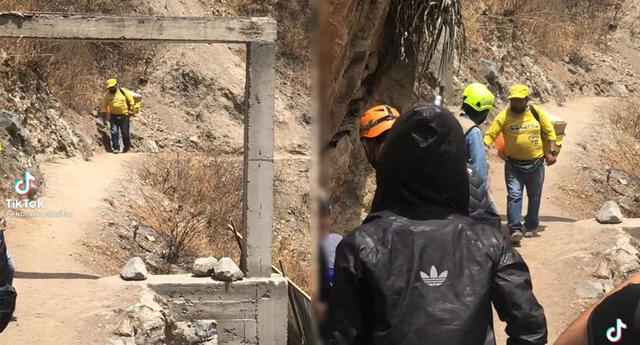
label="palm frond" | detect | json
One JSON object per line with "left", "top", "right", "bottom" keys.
{"left": 388, "top": 0, "right": 465, "bottom": 83}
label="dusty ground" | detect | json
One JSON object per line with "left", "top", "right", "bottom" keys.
{"left": 1, "top": 154, "right": 145, "bottom": 345}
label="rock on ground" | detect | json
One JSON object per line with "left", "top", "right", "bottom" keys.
{"left": 592, "top": 230, "right": 640, "bottom": 281}
{"left": 192, "top": 257, "right": 218, "bottom": 277}
{"left": 169, "top": 320, "right": 217, "bottom": 344}
{"left": 114, "top": 317, "right": 134, "bottom": 337}
{"left": 102, "top": 337, "right": 135, "bottom": 345}
{"left": 123, "top": 289, "right": 173, "bottom": 345}
{"left": 212, "top": 257, "right": 244, "bottom": 282}
{"left": 611, "top": 84, "right": 629, "bottom": 98}
{"left": 592, "top": 256, "right": 615, "bottom": 279}
{"left": 111, "top": 289, "right": 218, "bottom": 345}
{"left": 597, "top": 201, "right": 623, "bottom": 224}
{"left": 479, "top": 59, "right": 500, "bottom": 81}
{"left": 141, "top": 139, "right": 159, "bottom": 153}
{"left": 576, "top": 279, "right": 614, "bottom": 299}
{"left": 121, "top": 257, "right": 148, "bottom": 281}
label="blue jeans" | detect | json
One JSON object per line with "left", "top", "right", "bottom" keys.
{"left": 110, "top": 115, "right": 131, "bottom": 151}
{"left": 505, "top": 158, "right": 545, "bottom": 233}
{"left": 0, "top": 233, "right": 14, "bottom": 287}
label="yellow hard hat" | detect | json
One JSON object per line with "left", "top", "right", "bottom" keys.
{"left": 462, "top": 83, "right": 495, "bottom": 112}
{"left": 106, "top": 78, "right": 118, "bottom": 89}
{"left": 508, "top": 84, "right": 529, "bottom": 99}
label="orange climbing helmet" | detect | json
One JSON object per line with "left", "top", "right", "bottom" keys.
{"left": 359, "top": 105, "right": 400, "bottom": 138}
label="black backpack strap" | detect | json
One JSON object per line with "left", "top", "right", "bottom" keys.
{"left": 119, "top": 88, "right": 131, "bottom": 114}
{"left": 529, "top": 104, "right": 551, "bottom": 143}
{"left": 529, "top": 104, "right": 541, "bottom": 124}
{"left": 457, "top": 114, "right": 479, "bottom": 137}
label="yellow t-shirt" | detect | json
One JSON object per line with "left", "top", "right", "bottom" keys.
{"left": 102, "top": 89, "right": 134, "bottom": 115}
{"left": 483, "top": 105, "right": 557, "bottom": 161}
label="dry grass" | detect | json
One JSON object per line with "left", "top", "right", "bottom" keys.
{"left": 0, "top": 0, "right": 146, "bottom": 113}
{"left": 0, "top": 0, "right": 140, "bottom": 14}
{"left": 273, "top": 164, "right": 311, "bottom": 290}
{"left": 205, "top": 0, "right": 310, "bottom": 66}
{"left": 464, "top": 0, "right": 621, "bottom": 59}
{"left": 611, "top": 98, "right": 640, "bottom": 140}
{"left": 0, "top": 39, "right": 152, "bottom": 114}
{"left": 602, "top": 99, "right": 640, "bottom": 185}
{"left": 135, "top": 153, "right": 243, "bottom": 264}
{"left": 564, "top": 99, "right": 640, "bottom": 218}
{"left": 133, "top": 153, "right": 311, "bottom": 291}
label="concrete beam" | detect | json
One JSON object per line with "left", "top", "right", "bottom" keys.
{"left": 242, "top": 42, "right": 276, "bottom": 278}
{"left": 0, "top": 12, "right": 276, "bottom": 43}
{"left": 169, "top": 300, "right": 257, "bottom": 320}
{"left": 148, "top": 275, "right": 283, "bottom": 301}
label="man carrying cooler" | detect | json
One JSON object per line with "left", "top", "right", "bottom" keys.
{"left": 102, "top": 78, "right": 135, "bottom": 154}
{"left": 484, "top": 84, "right": 558, "bottom": 244}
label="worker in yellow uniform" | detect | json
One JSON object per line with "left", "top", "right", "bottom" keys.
{"left": 484, "top": 84, "right": 558, "bottom": 245}
{"left": 102, "top": 78, "right": 135, "bottom": 154}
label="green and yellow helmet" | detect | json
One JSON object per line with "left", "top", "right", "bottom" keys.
{"left": 462, "top": 83, "right": 495, "bottom": 112}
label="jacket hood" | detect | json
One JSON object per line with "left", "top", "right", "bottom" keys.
{"left": 370, "top": 103, "right": 469, "bottom": 219}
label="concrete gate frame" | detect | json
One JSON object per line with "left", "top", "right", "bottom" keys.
{"left": 0, "top": 12, "right": 286, "bottom": 345}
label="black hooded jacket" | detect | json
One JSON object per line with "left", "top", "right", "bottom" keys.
{"left": 326, "top": 104, "right": 547, "bottom": 345}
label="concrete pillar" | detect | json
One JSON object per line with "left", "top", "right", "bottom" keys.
{"left": 242, "top": 42, "right": 276, "bottom": 278}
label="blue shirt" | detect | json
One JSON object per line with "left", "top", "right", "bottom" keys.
{"left": 466, "top": 126, "right": 489, "bottom": 184}
{"left": 322, "top": 233, "right": 343, "bottom": 283}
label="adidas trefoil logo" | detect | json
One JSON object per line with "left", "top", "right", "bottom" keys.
{"left": 420, "top": 265, "right": 448, "bottom": 287}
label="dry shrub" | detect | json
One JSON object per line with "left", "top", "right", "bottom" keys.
{"left": 273, "top": 164, "right": 311, "bottom": 290}
{"left": 136, "top": 153, "right": 243, "bottom": 264}
{"left": 135, "top": 153, "right": 311, "bottom": 290}
{"left": 602, "top": 99, "right": 640, "bottom": 178}
{"left": 471, "top": 0, "right": 621, "bottom": 58}
{"left": 0, "top": 0, "right": 146, "bottom": 113}
{"left": 0, "top": 0, "right": 140, "bottom": 14}
{"left": 0, "top": 39, "right": 151, "bottom": 114}
{"left": 610, "top": 98, "right": 640, "bottom": 140}
{"left": 565, "top": 99, "right": 640, "bottom": 218}
{"left": 214, "top": 0, "right": 310, "bottom": 65}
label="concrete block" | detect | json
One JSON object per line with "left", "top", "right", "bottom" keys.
{"left": 218, "top": 319, "right": 258, "bottom": 345}
{"left": 146, "top": 274, "right": 287, "bottom": 344}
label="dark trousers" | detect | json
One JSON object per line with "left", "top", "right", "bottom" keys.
{"left": 505, "top": 158, "right": 545, "bottom": 232}
{"left": 110, "top": 115, "right": 131, "bottom": 151}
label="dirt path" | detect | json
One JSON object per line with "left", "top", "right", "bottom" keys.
{"left": 1, "top": 153, "right": 144, "bottom": 345}
{"left": 491, "top": 97, "right": 617, "bottom": 343}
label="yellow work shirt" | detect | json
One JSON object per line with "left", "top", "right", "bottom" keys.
{"left": 102, "top": 89, "right": 134, "bottom": 116}
{"left": 484, "top": 105, "right": 557, "bottom": 161}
